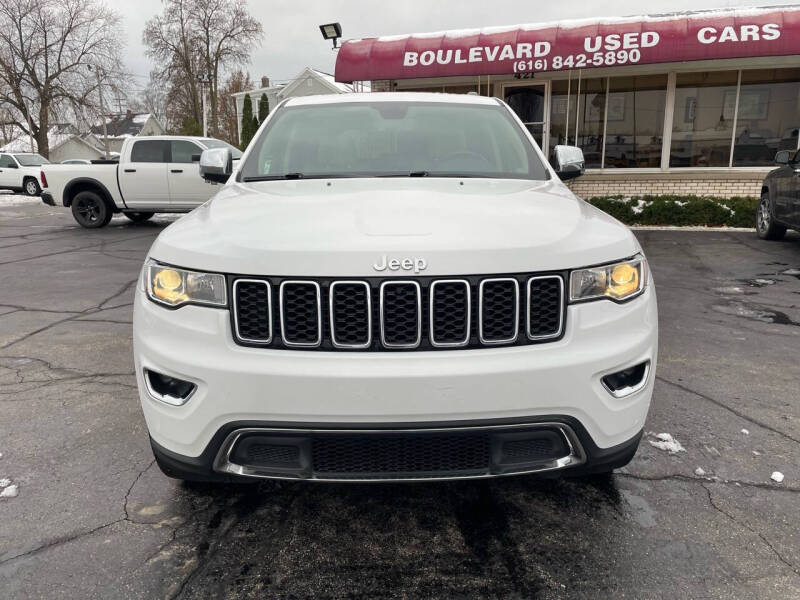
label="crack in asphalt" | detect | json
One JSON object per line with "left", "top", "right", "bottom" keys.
{"left": 0, "top": 232, "right": 154, "bottom": 267}
{"left": 124, "top": 460, "right": 157, "bottom": 522}
{"left": 0, "top": 279, "right": 138, "bottom": 350}
{"left": 701, "top": 483, "right": 800, "bottom": 579}
{"left": 656, "top": 375, "right": 800, "bottom": 445}
{"left": 0, "top": 520, "right": 124, "bottom": 566}
{"left": 0, "top": 459, "right": 159, "bottom": 567}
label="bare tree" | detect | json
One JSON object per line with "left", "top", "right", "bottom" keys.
{"left": 217, "top": 69, "right": 252, "bottom": 146}
{"left": 135, "top": 72, "right": 169, "bottom": 131}
{"left": 143, "top": 0, "right": 262, "bottom": 136}
{"left": 0, "top": 0, "right": 125, "bottom": 157}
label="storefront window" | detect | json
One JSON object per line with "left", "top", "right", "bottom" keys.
{"left": 670, "top": 71, "right": 739, "bottom": 167}
{"left": 549, "top": 79, "right": 574, "bottom": 152}
{"left": 504, "top": 85, "right": 546, "bottom": 150}
{"left": 732, "top": 68, "right": 800, "bottom": 166}
{"left": 548, "top": 78, "right": 606, "bottom": 168}
{"left": 604, "top": 75, "right": 667, "bottom": 168}
{"left": 575, "top": 79, "right": 607, "bottom": 169}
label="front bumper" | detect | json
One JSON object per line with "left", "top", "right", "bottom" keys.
{"left": 134, "top": 281, "right": 658, "bottom": 478}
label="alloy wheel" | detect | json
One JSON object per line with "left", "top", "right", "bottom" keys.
{"left": 757, "top": 195, "right": 770, "bottom": 233}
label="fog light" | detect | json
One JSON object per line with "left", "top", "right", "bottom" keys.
{"left": 601, "top": 361, "right": 650, "bottom": 398}
{"left": 144, "top": 369, "right": 196, "bottom": 406}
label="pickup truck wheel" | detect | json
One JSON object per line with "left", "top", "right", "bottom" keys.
{"left": 24, "top": 177, "right": 41, "bottom": 196}
{"left": 756, "top": 192, "right": 786, "bottom": 240}
{"left": 71, "top": 191, "right": 113, "bottom": 229}
{"left": 124, "top": 211, "right": 154, "bottom": 223}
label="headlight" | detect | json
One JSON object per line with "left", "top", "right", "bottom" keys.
{"left": 145, "top": 259, "right": 226, "bottom": 308}
{"left": 569, "top": 255, "right": 646, "bottom": 303}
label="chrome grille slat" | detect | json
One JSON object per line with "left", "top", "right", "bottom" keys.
{"left": 429, "top": 279, "right": 470, "bottom": 348}
{"left": 232, "top": 279, "right": 272, "bottom": 344}
{"left": 329, "top": 281, "right": 372, "bottom": 349}
{"left": 526, "top": 275, "right": 564, "bottom": 340}
{"left": 380, "top": 281, "right": 422, "bottom": 349}
{"left": 479, "top": 278, "right": 519, "bottom": 344}
{"left": 279, "top": 281, "right": 322, "bottom": 348}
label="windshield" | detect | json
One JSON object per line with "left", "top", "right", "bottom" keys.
{"left": 15, "top": 154, "right": 50, "bottom": 166}
{"left": 240, "top": 101, "right": 548, "bottom": 181}
{"left": 201, "top": 138, "right": 243, "bottom": 159}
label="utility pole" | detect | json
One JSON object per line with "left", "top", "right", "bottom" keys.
{"left": 198, "top": 72, "right": 211, "bottom": 137}
{"left": 88, "top": 64, "right": 110, "bottom": 159}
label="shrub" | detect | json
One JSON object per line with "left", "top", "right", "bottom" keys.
{"left": 586, "top": 195, "right": 759, "bottom": 228}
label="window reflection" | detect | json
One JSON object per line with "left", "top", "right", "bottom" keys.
{"left": 604, "top": 75, "right": 667, "bottom": 168}
{"left": 733, "top": 68, "right": 800, "bottom": 166}
{"left": 670, "top": 71, "right": 739, "bottom": 167}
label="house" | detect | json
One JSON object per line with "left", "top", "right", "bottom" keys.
{"left": 231, "top": 67, "right": 367, "bottom": 141}
{"left": 90, "top": 111, "right": 165, "bottom": 153}
{"left": 0, "top": 123, "right": 107, "bottom": 162}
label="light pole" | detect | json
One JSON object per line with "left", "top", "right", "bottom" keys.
{"left": 197, "top": 72, "right": 212, "bottom": 137}
{"left": 87, "top": 64, "right": 110, "bottom": 159}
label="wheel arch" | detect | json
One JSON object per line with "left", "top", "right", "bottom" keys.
{"left": 63, "top": 178, "right": 118, "bottom": 212}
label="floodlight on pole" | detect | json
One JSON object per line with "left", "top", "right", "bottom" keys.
{"left": 319, "top": 23, "right": 342, "bottom": 49}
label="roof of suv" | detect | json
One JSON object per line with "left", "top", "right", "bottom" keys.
{"left": 283, "top": 92, "right": 500, "bottom": 108}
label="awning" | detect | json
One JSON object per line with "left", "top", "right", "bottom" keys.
{"left": 335, "top": 6, "right": 800, "bottom": 82}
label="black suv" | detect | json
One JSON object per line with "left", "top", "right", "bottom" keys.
{"left": 759, "top": 150, "right": 800, "bottom": 240}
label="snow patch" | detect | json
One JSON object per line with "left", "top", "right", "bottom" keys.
{"left": 0, "top": 194, "right": 39, "bottom": 206}
{"left": 714, "top": 286, "right": 744, "bottom": 295}
{"left": 741, "top": 429, "right": 749, "bottom": 435}
{"left": 694, "top": 467, "right": 706, "bottom": 476}
{"left": 771, "top": 471, "right": 784, "bottom": 483}
{"left": 0, "top": 484, "right": 18, "bottom": 498}
{"left": 648, "top": 432, "right": 686, "bottom": 454}
{"left": 752, "top": 450, "right": 761, "bottom": 456}
{"left": 0, "top": 478, "right": 10, "bottom": 487}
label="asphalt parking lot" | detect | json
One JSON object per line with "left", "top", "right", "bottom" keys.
{"left": 0, "top": 195, "right": 799, "bottom": 599}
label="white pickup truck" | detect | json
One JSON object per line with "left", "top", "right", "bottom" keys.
{"left": 41, "top": 136, "right": 241, "bottom": 228}
{"left": 0, "top": 152, "right": 49, "bottom": 196}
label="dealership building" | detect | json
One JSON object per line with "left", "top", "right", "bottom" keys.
{"left": 334, "top": 5, "right": 800, "bottom": 198}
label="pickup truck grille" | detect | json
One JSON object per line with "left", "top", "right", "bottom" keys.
{"left": 230, "top": 273, "right": 564, "bottom": 351}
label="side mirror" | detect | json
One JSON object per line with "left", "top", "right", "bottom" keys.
{"left": 774, "top": 150, "right": 791, "bottom": 165}
{"left": 191, "top": 154, "right": 201, "bottom": 162}
{"left": 552, "top": 145, "right": 585, "bottom": 180}
{"left": 7, "top": 162, "right": 18, "bottom": 169}
{"left": 199, "top": 148, "right": 232, "bottom": 184}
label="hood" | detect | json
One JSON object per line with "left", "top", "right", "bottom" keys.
{"left": 149, "top": 178, "right": 639, "bottom": 276}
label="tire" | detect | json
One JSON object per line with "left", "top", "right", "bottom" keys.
{"left": 124, "top": 211, "right": 155, "bottom": 223}
{"left": 24, "top": 177, "right": 41, "bottom": 196}
{"left": 756, "top": 191, "right": 787, "bottom": 240}
{"left": 71, "top": 190, "right": 113, "bottom": 229}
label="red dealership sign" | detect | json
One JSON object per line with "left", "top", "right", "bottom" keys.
{"left": 334, "top": 7, "right": 800, "bottom": 82}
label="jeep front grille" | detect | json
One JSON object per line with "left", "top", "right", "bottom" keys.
{"left": 230, "top": 272, "right": 565, "bottom": 351}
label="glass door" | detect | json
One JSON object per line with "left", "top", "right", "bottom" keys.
{"left": 503, "top": 82, "right": 550, "bottom": 156}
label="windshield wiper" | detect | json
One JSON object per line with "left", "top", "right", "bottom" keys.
{"left": 242, "top": 172, "right": 305, "bottom": 182}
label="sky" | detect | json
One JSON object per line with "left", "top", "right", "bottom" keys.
{"left": 117, "top": 0, "right": 798, "bottom": 96}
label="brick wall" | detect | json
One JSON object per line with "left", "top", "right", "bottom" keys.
{"left": 370, "top": 80, "right": 394, "bottom": 92}
{"left": 565, "top": 173, "right": 765, "bottom": 199}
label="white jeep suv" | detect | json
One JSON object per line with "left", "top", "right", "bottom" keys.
{"left": 133, "top": 93, "right": 657, "bottom": 482}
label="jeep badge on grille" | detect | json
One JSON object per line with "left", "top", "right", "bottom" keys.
{"left": 373, "top": 255, "right": 428, "bottom": 273}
